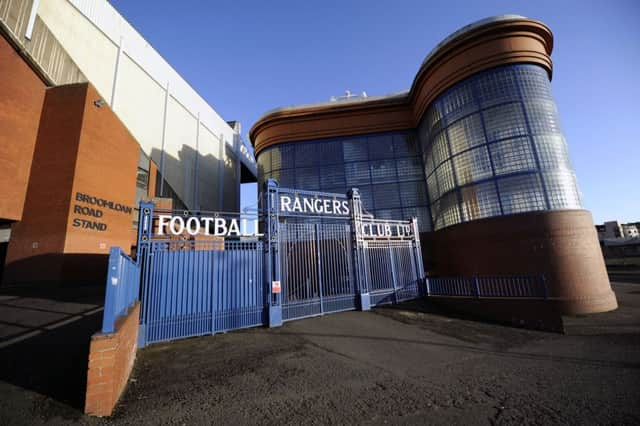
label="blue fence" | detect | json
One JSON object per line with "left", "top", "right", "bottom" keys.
{"left": 138, "top": 238, "right": 264, "bottom": 347}
{"left": 427, "top": 275, "right": 547, "bottom": 298}
{"left": 101, "top": 247, "right": 141, "bottom": 333}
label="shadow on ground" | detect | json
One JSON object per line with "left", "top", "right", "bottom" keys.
{"left": 0, "top": 284, "right": 104, "bottom": 418}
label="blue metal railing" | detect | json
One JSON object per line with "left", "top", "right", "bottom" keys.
{"left": 427, "top": 275, "right": 547, "bottom": 299}
{"left": 101, "top": 247, "right": 141, "bottom": 333}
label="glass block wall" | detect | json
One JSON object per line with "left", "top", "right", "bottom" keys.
{"left": 418, "top": 64, "right": 582, "bottom": 230}
{"left": 257, "top": 132, "right": 432, "bottom": 231}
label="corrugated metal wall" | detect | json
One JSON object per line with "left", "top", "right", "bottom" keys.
{"left": 0, "top": 0, "right": 86, "bottom": 84}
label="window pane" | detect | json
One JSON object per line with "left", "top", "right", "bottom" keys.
{"left": 525, "top": 99, "right": 563, "bottom": 135}
{"left": 317, "top": 139, "right": 342, "bottom": 165}
{"left": 345, "top": 161, "right": 371, "bottom": 186}
{"left": 270, "top": 169, "right": 295, "bottom": 188}
{"left": 430, "top": 130, "right": 450, "bottom": 167}
{"left": 368, "top": 134, "right": 395, "bottom": 159}
{"left": 398, "top": 180, "right": 428, "bottom": 207}
{"left": 342, "top": 138, "right": 368, "bottom": 162}
{"left": 490, "top": 137, "right": 536, "bottom": 176}
{"left": 426, "top": 173, "right": 439, "bottom": 202}
{"left": 295, "top": 167, "right": 319, "bottom": 190}
{"left": 373, "top": 183, "right": 401, "bottom": 209}
{"left": 295, "top": 143, "right": 319, "bottom": 167}
{"left": 475, "top": 66, "right": 520, "bottom": 107}
{"left": 373, "top": 208, "right": 402, "bottom": 220}
{"left": 393, "top": 133, "right": 420, "bottom": 157}
{"left": 440, "top": 81, "right": 477, "bottom": 123}
{"left": 447, "top": 113, "right": 485, "bottom": 155}
{"left": 435, "top": 160, "right": 456, "bottom": 195}
{"left": 271, "top": 144, "right": 294, "bottom": 170}
{"left": 543, "top": 171, "right": 582, "bottom": 209}
{"left": 452, "top": 146, "right": 492, "bottom": 185}
{"left": 515, "top": 65, "right": 554, "bottom": 101}
{"left": 434, "top": 191, "right": 461, "bottom": 228}
{"left": 483, "top": 102, "right": 527, "bottom": 141}
{"left": 460, "top": 181, "right": 501, "bottom": 221}
{"left": 396, "top": 157, "right": 424, "bottom": 181}
{"left": 319, "top": 164, "right": 345, "bottom": 189}
{"left": 497, "top": 174, "right": 546, "bottom": 214}
{"left": 358, "top": 185, "right": 375, "bottom": 212}
{"left": 370, "top": 160, "right": 397, "bottom": 184}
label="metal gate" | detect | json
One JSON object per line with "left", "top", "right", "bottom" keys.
{"left": 131, "top": 180, "right": 425, "bottom": 346}
{"left": 280, "top": 222, "right": 356, "bottom": 321}
{"left": 264, "top": 181, "right": 425, "bottom": 324}
{"left": 136, "top": 206, "right": 265, "bottom": 347}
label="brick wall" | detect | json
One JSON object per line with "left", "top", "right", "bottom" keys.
{"left": 0, "top": 34, "right": 46, "bottom": 221}
{"left": 3, "top": 82, "right": 140, "bottom": 285}
{"left": 85, "top": 302, "right": 140, "bottom": 417}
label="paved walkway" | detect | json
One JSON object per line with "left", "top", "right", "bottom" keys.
{"left": 1, "top": 282, "right": 639, "bottom": 425}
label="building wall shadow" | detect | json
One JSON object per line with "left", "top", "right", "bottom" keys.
{"left": 0, "top": 284, "right": 105, "bottom": 412}
{"left": 2, "top": 253, "right": 108, "bottom": 287}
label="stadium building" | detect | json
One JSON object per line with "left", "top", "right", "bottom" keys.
{"left": 250, "top": 15, "right": 617, "bottom": 320}
{"left": 0, "top": 0, "right": 256, "bottom": 284}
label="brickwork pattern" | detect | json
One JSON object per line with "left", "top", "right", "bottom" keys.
{"left": 85, "top": 302, "right": 140, "bottom": 417}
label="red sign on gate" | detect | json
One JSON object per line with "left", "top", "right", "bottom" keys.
{"left": 272, "top": 281, "right": 281, "bottom": 294}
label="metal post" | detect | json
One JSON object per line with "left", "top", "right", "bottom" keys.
{"left": 102, "top": 248, "right": 122, "bottom": 334}
{"left": 473, "top": 276, "right": 481, "bottom": 298}
{"left": 348, "top": 188, "right": 370, "bottom": 311}
{"left": 136, "top": 202, "right": 153, "bottom": 347}
{"left": 265, "top": 179, "right": 282, "bottom": 327}
{"left": 137, "top": 202, "right": 154, "bottom": 260}
{"left": 388, "top": 247, "right": 398, "bottom": 304}
{"left": 410, "top": 217, "right": 426, "bottom": 296}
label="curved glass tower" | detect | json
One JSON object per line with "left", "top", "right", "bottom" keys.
{"left": 418, "top": 64, "right": 581, "bottom": 230}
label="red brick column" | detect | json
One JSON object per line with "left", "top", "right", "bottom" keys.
{"left": 85, "top": 302, "right": 140, "bottom": 417}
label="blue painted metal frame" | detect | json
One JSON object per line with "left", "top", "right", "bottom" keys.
{"left": 101, "top": 247, "right": 140, "bottom": 334}
{"left": 265, "top": 178, "right": 283, "bottom": 327}
{"left": 134, "top": 179, "right": 427, "bottom": 346}
{"left": 100, "top": 203, "right": 150, "bottom": 335}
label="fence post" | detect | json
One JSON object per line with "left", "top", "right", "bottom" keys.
{"left": 265, "top": 179, "right": 282, "bottom": 327}
{"left": 473, "top": 276, "right": 481, "bottom": 298}
{"left": 101, "top": 248, "right": 122, "bottom": 334}
{"left": 410, "top": 217, "right": 426, "bottom": 296}
{"left": 348, "top": 188, "right": 370, "bottom": 311}
{"left": 136, "top": 202, "right": 153, "bottom": 347}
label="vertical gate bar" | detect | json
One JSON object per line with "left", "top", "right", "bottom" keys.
{"left": 315, "top": 223, "right": 324, "bottom": 314}
{"left": 389, "top": 246, "right": 398, "bottom": 302}
{"left": 211, "top": 248, "right": 216, "bottom": 334}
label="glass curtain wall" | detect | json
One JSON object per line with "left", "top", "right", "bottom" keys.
{"left": 257, "top": 132, "right": 431, "bottom": 231}
{"left": 418, "top": 64, "right": 581, "bottom": 230}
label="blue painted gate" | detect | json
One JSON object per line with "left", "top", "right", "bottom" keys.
{"left": 135, "top": 180, "right": 426, "bottom": 347}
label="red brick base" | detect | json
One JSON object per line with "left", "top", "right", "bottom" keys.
{"left": 84, "top": 302, "right": 140, "bottom": 417}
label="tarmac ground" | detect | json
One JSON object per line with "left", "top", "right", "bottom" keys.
{"left": 0, "top": 281, "right": 639, "bottom": 425}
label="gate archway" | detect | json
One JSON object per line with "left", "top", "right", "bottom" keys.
{"left": 134, "top": 180, "right": 426, "bottom": 346}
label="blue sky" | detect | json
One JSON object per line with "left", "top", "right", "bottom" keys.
{"left": 111, "top": 0, "right": 639, "bottom": 224}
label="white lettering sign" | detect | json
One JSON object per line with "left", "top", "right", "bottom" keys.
{"left": 361, "top": 222, "right": 413, "bottom": 238}
{"left": 279, "top": 195, "right": 349, "bottom": 216}
{"left": 156, "top": 215, "right": 263, "bottom": 237}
